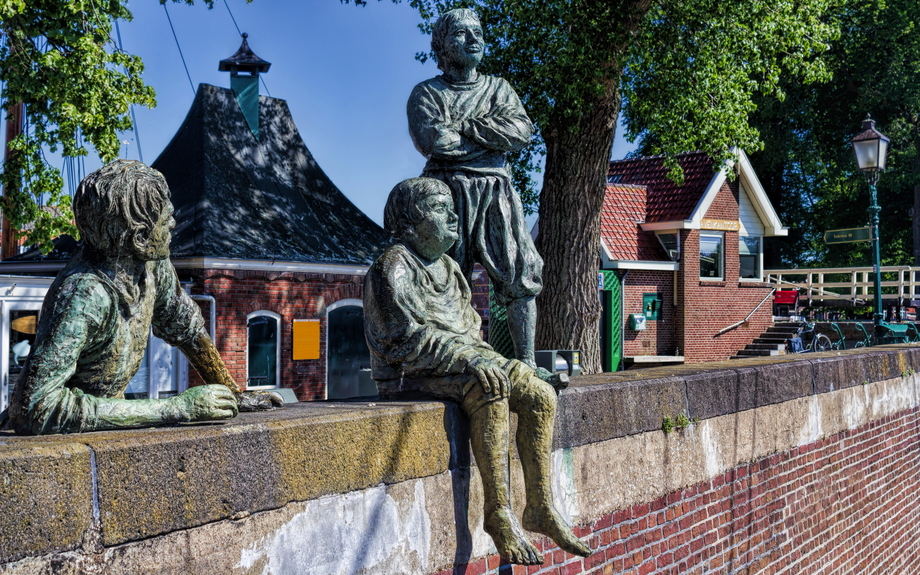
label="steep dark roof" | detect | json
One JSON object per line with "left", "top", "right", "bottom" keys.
{"left": 152, "top": 84, "right": 389, "bottom": 265}
{"left": 608, "top": 152, "right": 717, "bottom": 223}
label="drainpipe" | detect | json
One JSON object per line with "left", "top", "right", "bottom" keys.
{"left": 191, "top": 294, "right": 217, "bottom": 346}
{"left": 619, "top": 270, "right": 630, "bottom": 372}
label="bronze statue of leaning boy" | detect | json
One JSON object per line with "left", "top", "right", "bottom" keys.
{"left": 364, "top": 177, "right": 592, "bottom": 565}
{"left": 1, "top": 160, "right": 279, "bottom": 435}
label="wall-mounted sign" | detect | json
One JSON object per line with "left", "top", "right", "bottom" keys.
{"left": 700, "top": 219, "right": 741, "bottom": 231}
{"left": 292, "top": 319, "right": 321, "bottom": 360}
{"left": 824, "top": 227, "right": 871, "bottom": 244}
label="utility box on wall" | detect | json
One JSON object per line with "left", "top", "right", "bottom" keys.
{"left": 629, "top": 314, "right": 647, "bottom": 331}
{"left": 643, "top": 293, "right": 662, "bottom": 320}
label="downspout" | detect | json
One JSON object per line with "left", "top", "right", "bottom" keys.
{"left": 191, "top": 294, "right": 217, "bottom": 346}
{"left": 619, "top": 270, "right": 630, "bottom": 372}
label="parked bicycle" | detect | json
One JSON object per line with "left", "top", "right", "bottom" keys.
{"left": 786, "top": 321, "right": 833, "bottom": 354}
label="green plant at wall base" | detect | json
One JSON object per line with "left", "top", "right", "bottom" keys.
{"left": 901, "top": 368, "right": 915, "bottom": 378}
{"left": 662, "top": 413, "right": 694, "bottom": 434}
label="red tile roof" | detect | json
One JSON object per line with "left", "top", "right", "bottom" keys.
{"left": 608, "top": 152, "right": 717, "bottom": 223}
{"left": 600, "top": 183, "right": 667, "bottom": 261}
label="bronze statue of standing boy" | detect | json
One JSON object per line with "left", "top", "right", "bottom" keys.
{"left": 407, "top": 8, "right": 547, "bottom": 375}
{"left": 364, "top": 177, "right": 591, "bottom": 565}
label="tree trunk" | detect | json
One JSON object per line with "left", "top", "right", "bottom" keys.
{"left": 2, "top": 102, "right": 23, "bottom": 260}
{"left": 535, "top": 87, "right": 620, "bottom": 374}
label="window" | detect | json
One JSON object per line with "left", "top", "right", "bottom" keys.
{"left": 739, "top": 236, "right": 762, "bottom": 280}
{"left": 656, "top": 232, "right": 680, "bottom": 261}
{"left": 247, "top": 311, "right": 280, "bottom": 389}
{"left": 699, "top": 232, "right": 724, "bottom": 280}
{"left": 4, "top": 309, "right": 39, "bottom": 411}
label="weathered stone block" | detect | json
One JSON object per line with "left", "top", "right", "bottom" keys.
{"left": 0, "top": 437, "right": 93, "bottom": 563}
{"left": 268, "top": 401, "right": 452, "bottom": 503}
{"left": 554, "top": 377, "right": 686, "bottom": 448}
{"left": 84, "top": 421, "right": 283, "bottom": 546}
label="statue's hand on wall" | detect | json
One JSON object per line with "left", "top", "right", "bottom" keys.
{"left": 236, "top": 390, "right": 285, "bottom": 412}
{"left": 171, "top": 385, "right": 239, "bottom": 421}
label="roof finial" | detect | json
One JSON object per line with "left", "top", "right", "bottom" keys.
{"left": 219, "top": 33, "right": 271, "bottom": 76}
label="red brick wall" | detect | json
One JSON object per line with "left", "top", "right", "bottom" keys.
{"left": 622, "top": 271, "right": 677, "bottom": 357}
{"left": 181, "top": 268, "right": 365, "bottom": 401}
{"left": 435, "top": 406, "right": 920, "bottom": 575}
{"left": 675, "top": 181, "right": 772, "bottom": 363}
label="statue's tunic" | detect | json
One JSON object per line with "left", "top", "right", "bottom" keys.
{"left": 5, "top": 249, "right": 203, "bottom": 434}
{"left": 364, "top": 243, "right": 530, "bottom": 414}
{"left": 407, "top": 74, "right": 543, "bottom": 305}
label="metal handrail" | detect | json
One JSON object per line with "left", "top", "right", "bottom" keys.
{"left": 718, "top": 288, "right": 776, "bottom": 334}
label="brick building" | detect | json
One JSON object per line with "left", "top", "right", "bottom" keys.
{"left": 153, "top": 37, "right": 390, "bottom": 401}
{"left": 0, "top": 37, "right": 391, "bottom": 405}
{"left": 600, "top": 150, "right": 787, "bottom": 366}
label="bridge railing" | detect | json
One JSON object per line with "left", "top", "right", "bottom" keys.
{"left": 764, "top": 266, "right": 920, "bottom": 306}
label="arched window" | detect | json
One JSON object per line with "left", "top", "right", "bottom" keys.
{"left": 247, "top": 311, "right": 281, "bottom": 389}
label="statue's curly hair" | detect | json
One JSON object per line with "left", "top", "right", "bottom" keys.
{"left": 431, "top": 8, "right": 480, "bottom": 72}
{"left": 73, "top": 159, "right": 171, "bottom": 253}
{"left": 383, "top": 177, "right": 452, "bottom": 239}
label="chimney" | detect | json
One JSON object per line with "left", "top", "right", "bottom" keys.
{"left": 218, "top": 33, "right": 271, "bottom": 139}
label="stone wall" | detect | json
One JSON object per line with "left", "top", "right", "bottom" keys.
{"left": 2, "top": 346, "right": 920, "bottom": 574}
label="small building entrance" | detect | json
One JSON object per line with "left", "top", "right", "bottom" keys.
{"left": 326, "top": 301, "right": 375, "bottom": 399}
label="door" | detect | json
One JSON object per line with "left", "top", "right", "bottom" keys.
{"left": 326, "top": 303, "right": 374, "bottom": 399}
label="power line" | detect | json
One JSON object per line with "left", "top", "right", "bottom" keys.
{"left": 221, "top": 0, "right": 271, "bottom": 97}
{"left": 113, "top": 19, "right": 143, "bottom": 164}
{"left": 163, "top": 3, "right": 196, "bottom": 96}
{"left": 223, "top": 0, "right": 242, "bottom": 36}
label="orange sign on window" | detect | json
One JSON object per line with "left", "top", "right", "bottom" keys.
{"left": 292, "top": 319, "right": 320, "bottom": 360}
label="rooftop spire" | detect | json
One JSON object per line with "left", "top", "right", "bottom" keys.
{"left": 219, "top": 33, "right": 269, "bottom": 139}
{"left": 218, "top": 33, "right": 271, "bottom": 76}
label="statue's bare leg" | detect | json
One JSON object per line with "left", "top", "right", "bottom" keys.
{"left": 505, "top": 297, "right": 569, "bottom": 391}
{"left": 505, "top": 296, "right": 537, "bottom": 367}
{"left": 513, "top": 379, "right": 592, "bottom": 557}
{"left": 469, "top": 399, "right": 543, "bottom": 565}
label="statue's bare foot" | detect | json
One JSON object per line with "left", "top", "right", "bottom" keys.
{"left": 484, "top": 507, "right": 543, "bottom": 565}
{"left": 237, "top": 390, "right": 284, "bottom": 412}
{"left": 534, "top": 367, "right": 569, "bottom": 392}
{"left": 522, "top": 505, "right": 592, "bottom": 557}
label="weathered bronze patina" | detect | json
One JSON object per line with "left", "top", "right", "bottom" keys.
{"left": 364, "top": 178, "right": 592, "bottom": 565}
{"left": 1, "top": 160, "right": 280, "bottom": 435}
{"left": 407, "top": 8, "right": 549, "bottom": 376}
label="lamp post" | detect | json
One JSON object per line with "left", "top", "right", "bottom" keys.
{"left": 851, "top": 114, "right": 890, "bottom": 326}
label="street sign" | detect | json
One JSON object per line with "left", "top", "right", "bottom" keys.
{"left": 824, "top": 227, "right": 871, "bottom": 244}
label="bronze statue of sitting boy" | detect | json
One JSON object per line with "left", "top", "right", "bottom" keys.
{"left": 2, "top": 160, "right": 279, "bottom": 435}
{"left": 364, "top": 177, "right": 592, "bottom": 565}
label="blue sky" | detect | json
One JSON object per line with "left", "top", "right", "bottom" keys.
{"left": 18, "top": 1, "right": 637, "bottom": 226}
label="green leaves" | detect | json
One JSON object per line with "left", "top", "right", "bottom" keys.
{"left": 623, "top": 0, "right": 839, "bottom": 181}
{"left": 0, "top": 0, "right": 240, "bottom": 253}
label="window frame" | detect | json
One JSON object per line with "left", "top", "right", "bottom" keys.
{"left": 699, "top": 232, "right": 725, "bottom": 281}
{"left": 246, "top": 310, "right": 282, "bottom": 390}
{"left": 738, "top": 235, "right": 763, "bottom": 282}
{"left": 655, "top": 232, "right": 680, "bottom": 261}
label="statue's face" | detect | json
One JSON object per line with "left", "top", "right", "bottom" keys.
{"left": 404, "top": 192, "right": 459, "bottom": 261}
{"left": 136, "top": 202, "right": 175, "bottom": 261}
{"left": 441, "top": 17, "right": 484, "bottom": 72}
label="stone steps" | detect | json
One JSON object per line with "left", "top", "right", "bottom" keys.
{"left": 731, "top": 322, "right": 804, "bottom": 359}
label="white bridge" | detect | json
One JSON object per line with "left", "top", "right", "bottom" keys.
{"left": 765, "top": 266, "right": 920, "bottom": 307}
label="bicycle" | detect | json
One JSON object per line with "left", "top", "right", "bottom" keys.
{"left": 854, "top": 323, "right": 874, "bottom": 348}
{"left": 786, "top": 321, "right": 833, "bottom": 354}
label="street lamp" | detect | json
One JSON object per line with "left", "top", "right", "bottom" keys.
{"left": 851, "top": 114, "right": 890, "bottom": 325}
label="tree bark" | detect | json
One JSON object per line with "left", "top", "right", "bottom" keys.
{"left": 535, "top": 87, "right": 620, "bottom": 374}
{"left": 2, "top": 102, "right": 23, "bottom": 260}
